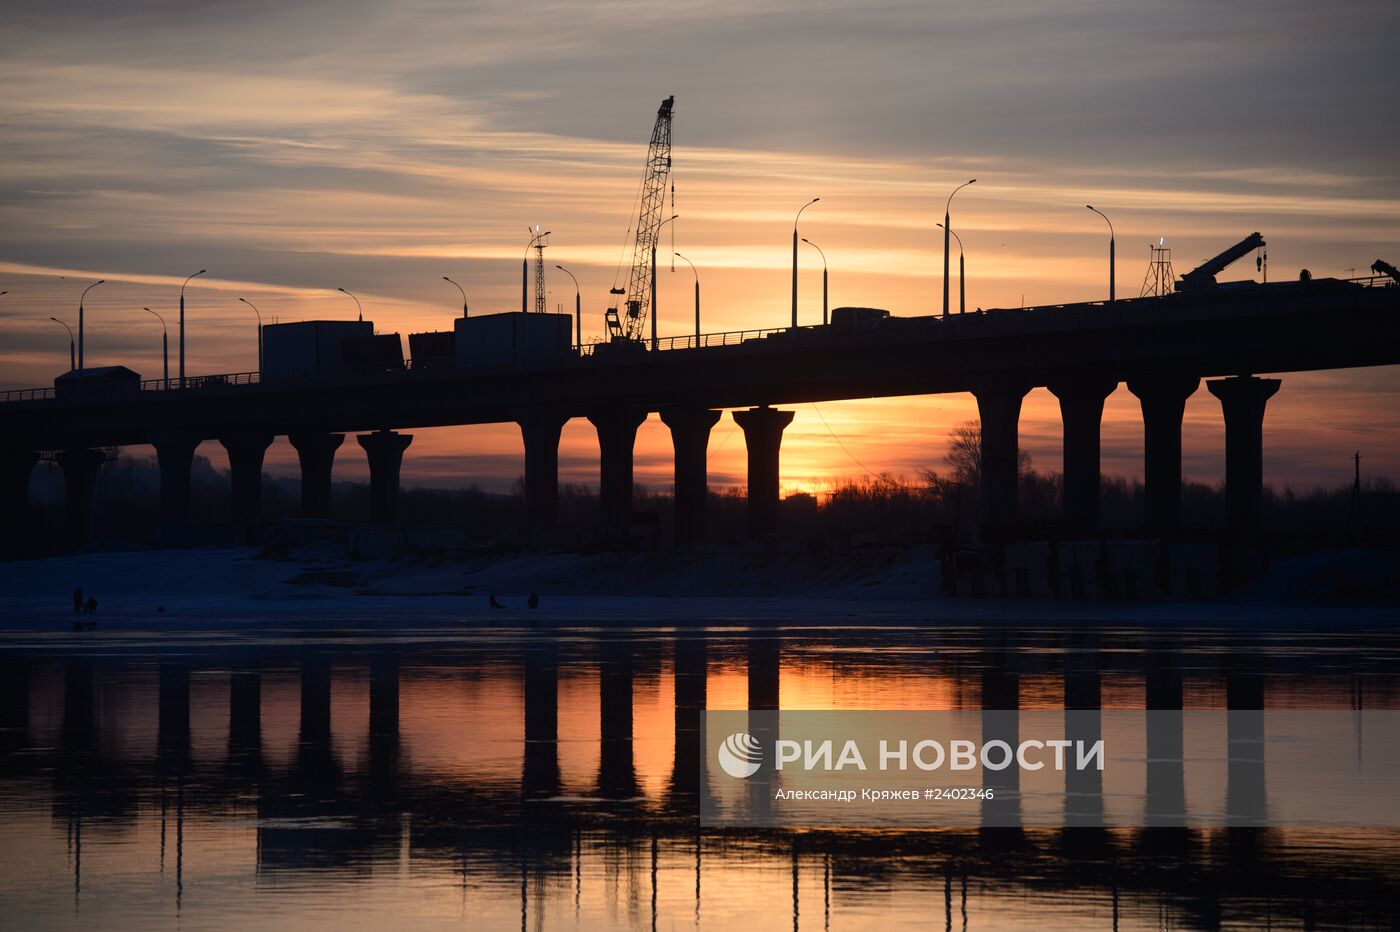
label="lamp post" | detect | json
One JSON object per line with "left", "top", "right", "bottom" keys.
{"left": 337, "top": 287, "right": 362, "bottom": 322}
{"left": 238, "top": 298, "right": 264, "bottom": 373}
{"left": 674, "top": 252, "right": 700, "bottom": 341}
{"left": 936, "top": 223, "right": 966, "bottom": 314}
{"left": 443, "top": 276, "right": 469, "bottom": 318}
{"left": 178, "top": 269, "right": 205, "bottom": 387}
{"left": 555, "top": 265, "right": 581, "bottom": 355}
{"left": 143, "top": 308, "right": 169, "bottom": 388}
{"left": 49, "top": 317, "right": 76, "bottom": 371}
{"left": 801, "top": 238, "right": 828, "bottom": 325}
{"left": 943, "top": 179, "right": 975, "bottom": 317}
{"left": 652, "top": 214, "right": 679, "bottom": 350}
{"left": 1086, "top": 205, "right": 1115, "bottom": 302}
{"left": 77, "top": 279, "right": 104, "bottom": 371}
{"left": 792, "top": 197, "right": 820, "bottom": 329}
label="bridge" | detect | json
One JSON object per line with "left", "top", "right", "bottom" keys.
{"left": 2, "top": 275, "right": 1397, "bottom": 552}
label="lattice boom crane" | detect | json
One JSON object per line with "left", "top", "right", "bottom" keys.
{"left": 606, "top": 96, "right": 674, "bottom": 343}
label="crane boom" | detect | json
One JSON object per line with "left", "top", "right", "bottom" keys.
{"left": 1176, "top": 232, "right": 1266, "bottom": 291}
{"left": 1372, "top": 259, "right": 1400, "bottom": 286}
{"left": 606, "top": 96, "right": 674, "bottom": 343}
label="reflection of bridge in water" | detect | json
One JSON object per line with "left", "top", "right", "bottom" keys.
{"left": 5, "top": 627, "right": 1400, "bottom": 927}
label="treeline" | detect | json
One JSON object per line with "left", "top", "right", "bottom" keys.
{"left": 22, "top": 447, "right": 1398, "bottom": 552}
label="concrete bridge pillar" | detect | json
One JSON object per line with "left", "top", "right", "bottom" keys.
{"left": 0, "top": 449, "right": 38, "bottom": 558}
{"left": 288, "top": 431, "right": 344, "bottom": 519}
{"left": 1207, "top": 377, "right": 1281, "bottom": 538}
{"left": 972, "top": 380, "right": 1031, "bottom": 541}
{"left": 55, "top": 448, "right": 106, "bottom": 550}
{"left": 732, "top": 406, "right": 795, "bottom": 540}
{"left": 588, "top": 409, "right": 648, "bottom": 535}
{"left": 220, "top": 432, "right": 274, "bottom": 524}
{"left": 516, "top": 412, "right": 569, "bottom": 532}
{"left": 1128, "top": 374, "right": 1200, "bottom": 535}
{"left": 150, "top": 431, "right": 201, "bottom": 525}
{"left": 357, "top": 430, "right": 413, "bottom": 526}
{"left": 660, "top": 407, "right": 722, "bottom": 547}
{"left": 1047, "top": 376, "right": 1118, "bottom": 536}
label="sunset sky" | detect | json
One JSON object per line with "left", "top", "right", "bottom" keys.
{"left": 2, "top": 0, "right": 1398, "bottom": 495}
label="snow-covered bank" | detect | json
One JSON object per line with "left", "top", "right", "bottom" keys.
{"left": 0, "top": 545, "right": 1394, "bottom": 631}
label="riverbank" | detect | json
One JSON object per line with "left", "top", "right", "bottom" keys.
{"left": 0, "top": 544, "right": 1395, "bottom": 631}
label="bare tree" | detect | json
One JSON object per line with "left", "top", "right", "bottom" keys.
{"left": 943, "top": 419, "right": 1032, "bottom": 487}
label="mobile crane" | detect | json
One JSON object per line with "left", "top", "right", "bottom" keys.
{"left": 604, "top": 96, "right": 674, "bottom": 346}
{"left": 1176, "top": 232, "right": 1266, "bottom": 292}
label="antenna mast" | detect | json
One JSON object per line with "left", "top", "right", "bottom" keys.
{"left": 1141, "top": 237, "right": 1175, "bottom": 297}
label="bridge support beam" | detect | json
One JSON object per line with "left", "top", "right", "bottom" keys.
{"left": 1048, "top": 376, "right": 1118, "bottom": 537}
{"left": 1207, "top": 377, "right": 1281, "bottom": 539}
{"left": 150, "top": 430, "right": 201, "bottom": 525}
{"left": 288, "top": 431, "right": 344, "bottom": 519}
{"left": 220, "top": 432, "right": 274, "bottom": 526}
{"left": 0, "top": 449, "right": 38, "bottom": 559}
{"left": 660, "top": 407, "right": 722, "bottom": 547}
{"left": 733, "top": 406, "right": 795, "bottom": 540}
{"left": 55, "top": 448, "right": 106, "bottom": 550}
{"left": 588, "top": 409, "right": 648, "bottom": 535}
{"left": 357, "top": 430, "right": 413, "bottom": 526}
{"left": 516, "top": 412, "right": 569, "bottom": 534}
{"left": 1128, "top": 374, "right": 1200, "bottom": 535}
{"left": 972, "top": 380, "right": 1031, "bottom": 541}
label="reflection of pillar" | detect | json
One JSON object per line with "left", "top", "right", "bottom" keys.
{"left": 1047, "top": 377, "right": 1117, "bottom": 536}
{"left": 1127, "top": 375, "right": 1199, "bottom": 534}
{"left": 732, "top": 406, "right": 795, "bottom": 540}
{"left": 516, "top": 412, "right": 569, "bottom": 531}
{"left": 669, "top": 635, "right": 709, "bottom": 803}
{"left": 369, "top": 651, "right": 401, "bottom": 795}
{"left": 220, "top": 432, "right": 274, "bottom": 523}
{"left": 1063, "top": 631, "right": 1103, "bottom": 827}
{"left": 747, "top": 634, "right": 781, "bottom": 816}
{"left": 1144, "top": 638, "right": 1186, "bottom": 834}
{"left": 1207, "top": 377, "right": 1281, "bottom": 539}
{"left": 60, "top": 660, "right": 96, "bottom": 757}
{"left": 357, "top": 430, "right": 413, "bottom": 526}
{"left": 151, "top": 431, "right": 201, "bottom": 524}
{"left": 158, "top": 663, "right": 192, "bottom": 777}
{"left": 294, "top": 651, "right": 340, "bottom": 794}
{"left": 597, "top": 642, "right": 637, "bottom": 798}
{"left": 980, "top": 634, "right": 1021, "bottom": 829}
{"left": 1, "top": 449, "right": 38, "bottom": 558}
{"left": 55, "top": 448, "right": 106, "bottom": 549}
{"left": 660, "top": 408, "right": 722, "bottom": 547}
{"left": 972, "top": 380, "right": 1030, "bottom": 540}
{"left": 228, "top": 656, "right": 262, "bottom": 767}
{"left": 1225, "top": 658, "right": 1267, "bottom": 827}
{"left": 288, "top": 432, "right": 344, "bottom": 519}
{"left": 588, "top": 409, "right": 648, "bottom": 534}
{"left": 523, "top": 644, "right": 559, "bottom": 798}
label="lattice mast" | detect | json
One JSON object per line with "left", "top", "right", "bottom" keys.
{"left": 606, "top": 96, "right": 674, "bottom": 343}
{"left": 532, "top": 228, "right": 549, "bottom": 314}
{"left": 1140, "top": 237, "right": 1175, "bottom": 297}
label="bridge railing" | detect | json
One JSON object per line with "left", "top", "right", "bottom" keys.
{"left": 578, "top": 325, "right": 818, "bottom": 356}
{"left": 0, "top": 386, "right": 55, "bottom": 403}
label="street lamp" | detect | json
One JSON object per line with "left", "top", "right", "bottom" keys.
{"left": 792, "top": 197, "right": 820, "bottom": 328}
{"left": 443, "top": 276, "right": 469, "bottom": 318}
{"left": 1086, "top": 205, "right": 1115, "bottom": 302}
{"left": 524, "top": 228, "right": 551, "bottom": 313}
{"left": 652, "top": 214, "right": 679, "bottom": 350}
{"left": 943, "top": 179, "right": 975, "bottom": 317}
{"left": 143, "top": 307, "right": 169, "bottom": 388}
{"left": 555, "top": 265, "right": 581, "bottom": 354}
{"left": 801, "top": 238, "right": 829, "bottom": 325}
{"left": 337, "top": 287, "right": 362, "bottom": 321}
{"left": 77, "top": 279, "right": 104, "bottom": 371}
{"left": 674, "top": 252, "right": 700, "bottom": 341}
{"left": 179, "top": 269, "right": 205, "bottom": 387}
{"left": 49, "top": 317, "right": 75, "bottom": 371}
{"left": 936, "top": 223, "right": 966, "bottom": 314}
{"left": 238, "top": 298, "right": 264, "bottom": 373}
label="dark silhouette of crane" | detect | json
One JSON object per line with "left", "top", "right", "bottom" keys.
{"left": 1372, "top": 259, "right": 1400, "bottom": 286}
{"left": 605, "top": 97, "right": 674, "bottom": 345}
{"left": 1177, "top": 232, "right": 1266, "bottom": 292}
